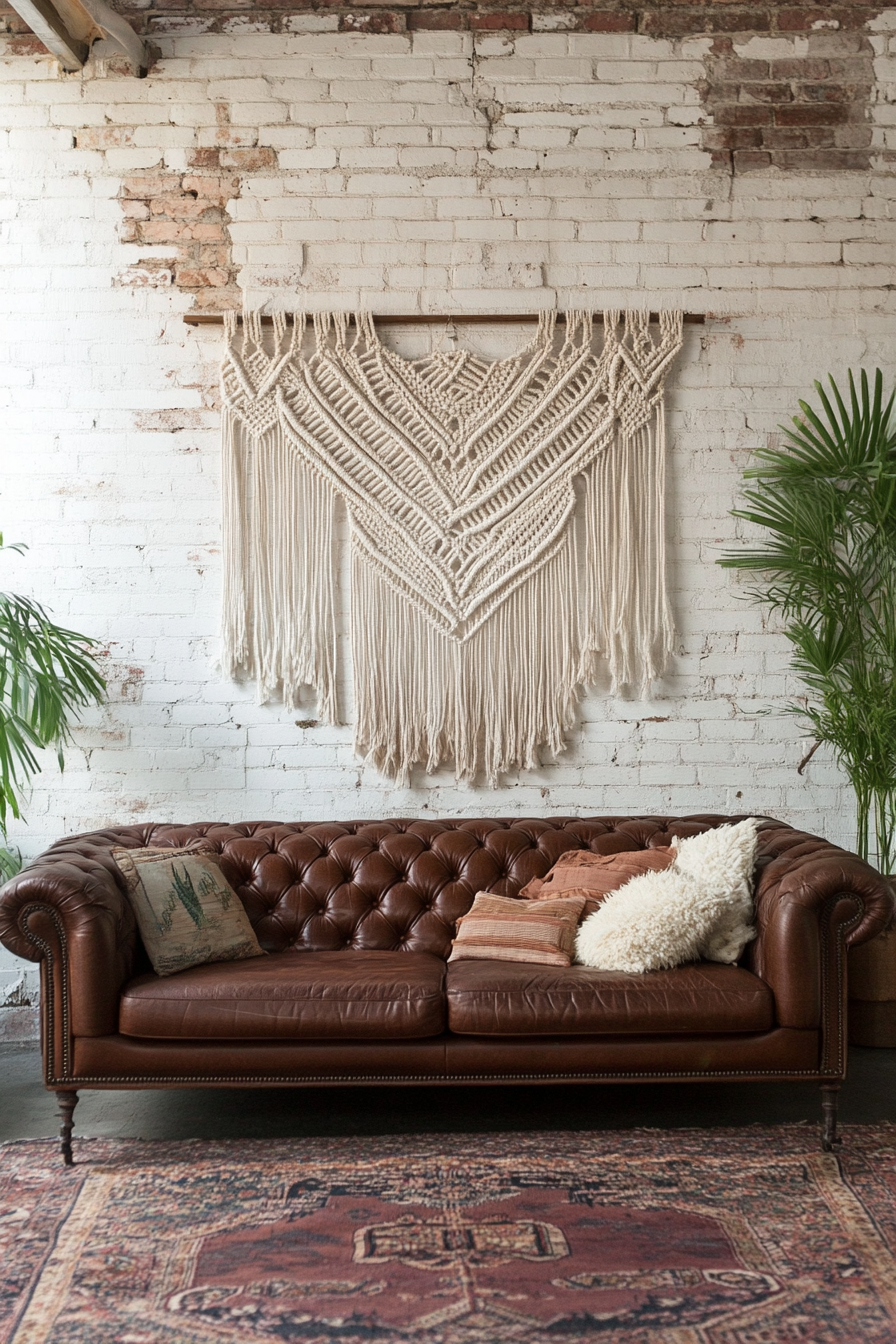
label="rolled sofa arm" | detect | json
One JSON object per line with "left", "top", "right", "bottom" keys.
{"left": 749, "top": 822, "right": 894, "bottom": 1073}
{"left": 0, "top": 837, "right": 141, "bottom": 1079}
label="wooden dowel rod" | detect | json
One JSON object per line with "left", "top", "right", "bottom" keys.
{"left": 184, "top": 311, "right": 706, "bottom": 326}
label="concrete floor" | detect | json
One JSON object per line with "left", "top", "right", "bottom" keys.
{"left": 3, "top": 1041, "right": 895, "bottom": 1143}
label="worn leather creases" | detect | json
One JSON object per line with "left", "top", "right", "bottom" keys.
{"left": 0, "top": 815, "right": 892, "bottom": 1089}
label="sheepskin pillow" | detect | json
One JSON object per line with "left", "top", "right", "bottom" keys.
{"left": 574, "top": 818, "right": 759, "bottom": 974}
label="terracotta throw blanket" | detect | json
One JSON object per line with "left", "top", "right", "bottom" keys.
{"left": 220, "top": 310, "right": 684, "bottom": 783}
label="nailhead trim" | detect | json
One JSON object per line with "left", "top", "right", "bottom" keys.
{"left": 21, "top": 904, "right": 71, "bottom": 1082}
{"left": 819, "top": 894, "right": 863, "bottom": 1076}
{"left": 53, "top": 1067, "right": 841, "bottom": 1085}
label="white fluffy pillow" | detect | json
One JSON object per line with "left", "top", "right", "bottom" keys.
{"left": 574, "top": 818, "right": 759, "bottom": 974}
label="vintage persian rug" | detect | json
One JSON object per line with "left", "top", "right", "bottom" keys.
{"left": 3, "top": 1126, "right": 896, "bottom": 1343}
{"left": 220, "top": 311, "right": 684, "bottom": 783}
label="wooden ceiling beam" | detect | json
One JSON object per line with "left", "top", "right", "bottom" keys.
{"left": 6, "top": 0, "right": 149, "bottom": 74}
{"left": 5, "top": 0, "right": 89, "bottom": 70}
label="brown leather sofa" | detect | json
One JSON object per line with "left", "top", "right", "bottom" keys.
{"left": 1, "top": 813, "right": 892, "bottom": 1163}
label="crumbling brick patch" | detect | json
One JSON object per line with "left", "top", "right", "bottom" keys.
{"left": 22, "top": 1, "right": 889, "bottom": 183}
{"left": 700, "top": 29, "right": 876, "bottom": 173}
{"left": 1, "top": 0, "right": 888, "bottom": 42}
{"left": 339, "top": 10, "right": 405, "bottom": 31}
{"left": 117, "top": 158, "right": 243, "bottom": 310}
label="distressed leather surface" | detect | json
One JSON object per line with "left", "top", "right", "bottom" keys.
{"left": 71, "top": 1027, "right": 820, "bottom": 1083}
{"left": 1, "top": 815, "right": 892, "bottom": 1085}
{"left": 119, "top": 950, "right": 446, "bottom": 1040}
{"left": 442, "top": 1027, "right": 820, "bottom": 1078}
{"left": 446, "top": 961, "right": 775, "bottom": 1036}
{"left": 74, "top": 1034, "right": 449, "bottom": 1080}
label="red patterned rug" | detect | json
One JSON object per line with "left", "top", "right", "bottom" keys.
{"left": 3, "top": 1126, "right": 896, "bottom": 1343}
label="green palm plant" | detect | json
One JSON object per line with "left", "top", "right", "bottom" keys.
{"left": 719, "top": 369, "right": 896, "bottom": 874}
{"left": 0, "top": 535, "right": 106, "bottom": 875}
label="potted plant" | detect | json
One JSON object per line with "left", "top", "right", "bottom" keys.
{"left": 0, "top": 534, "right": 106, "bottom": 878}
{"left": 719, "top": 369, "right": 896, "bottom": 1045}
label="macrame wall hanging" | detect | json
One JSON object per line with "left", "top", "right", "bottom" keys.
{"left": 220, "top": 310, "right": 684, "bottom": 785}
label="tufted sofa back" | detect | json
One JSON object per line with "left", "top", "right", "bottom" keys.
{"left": 53, "top": 815, "right": 744, "bottom": 961}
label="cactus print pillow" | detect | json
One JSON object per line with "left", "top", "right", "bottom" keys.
{"left": 111, "top": 846, "right": 263, "bottom": 977}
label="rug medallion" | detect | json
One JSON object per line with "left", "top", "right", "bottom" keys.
{"left": 3, "top": 1126, "right": 896, "bottom": 1342}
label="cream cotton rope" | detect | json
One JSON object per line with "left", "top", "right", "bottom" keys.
{"left": 220, "top": 309, "right": 684, "bottom": 784}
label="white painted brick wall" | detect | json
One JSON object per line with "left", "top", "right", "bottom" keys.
{"left": 1, "top": 22, "right": 896, "bottom": 993}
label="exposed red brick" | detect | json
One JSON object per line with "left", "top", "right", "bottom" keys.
{"left": 7, "top": 0, "right": 891, "bottom": 44}
{"left": 714, "top": 103, "right": 775, "bottom": 125}
{"left": 217, "top": 148, "right": 277, "bottom": 170}
{"left": 407, "top": 8, "right": 466, "bottom": 27}
{"left": 828, "top": 55, "right": 875, "bottom": 77}
{"left": 770, "top": 58, "right": 830, "bottom": 78}
{"left": 37, "top": 0, "right": 887, "bottom": 187}
{"left": 6, "top": 34, "right": 46, "bottom": 53}
{"left": 641, "top": 9, "right": 769, "bottom": 35}
{"left": 123, "top": 175, "right": 178, "bottom": 198}
{"left": 796, "top": 80, "right": 860, "bottom": 100}
{"left": 150, "top": 193, "right": 215, "bottom": 218}
{"left": 179, "top": 176, "right": 240, "bottom": 199}
{"left": 762, "top": 125, "right": 823, "bottom": 146}
{"left": 141, "top": 219, "right": 190, "bottom": 243}
{"left": 706, "top": 80, "right": 740, "bottom": 102}
{"left": 700, "top": 24, "right": 874, "bottom": 172}
{"left": 776, "top": 101, "right": 850, "bottom": 124}
{"left": 188, "top": 148, "right": 222, "bottom": 169}
{"left": 714, "top": 58, "right": 770, "bottom": 79}
{"left": 776, "top": 146, "right": 874, "bottom": 168}
{"left": 778, "top": 6, "right": 868, "bottom": 27}
{"left": 150, "top": 219, "right": 226, "bottom": 241}
{"left": 469, "top": 10, "right": 529, "bottom": 28}
{"left": 582, "top": 10, "right": 636, "bottom": 31}
{"left": 340, "top": 10, "right": 405, "bottom": 30}
{"left": 740, "top": 81, "right": 793, "bottom": 101}
{"left": 732, "top": 148, "right": 773, "bottom": 169}
{"left": 106, "top": 159, "right": 267, "bottom": 308}
{"left": 729, "top": 126, "right": 767, "bottom": 147}
{"left": 175, "top": 266, "right": 232, "bottom": 287}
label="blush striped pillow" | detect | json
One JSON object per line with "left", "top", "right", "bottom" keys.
{"left": 448, "top": 892, "right": 586, "bottom": 966}
{"left": 521, "top": 847, "right": 676, "bottom": 914}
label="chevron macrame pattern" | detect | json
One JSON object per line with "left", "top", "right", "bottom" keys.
{"left": 220, "top": 310, "right": 684, "bottom": 784}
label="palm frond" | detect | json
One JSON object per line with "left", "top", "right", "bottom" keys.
{"left": 719, "top": 369, "right": 896, "bottom": 870}
{"left": 0, "top": 538, "right": 106, "bottom": 836}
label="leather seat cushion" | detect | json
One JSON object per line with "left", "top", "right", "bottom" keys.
{"left": 119, "top": 950, "right": 446, "bottom": 1040}
{"left": 446, "top": 960, "right": 775, "bottom": 1035}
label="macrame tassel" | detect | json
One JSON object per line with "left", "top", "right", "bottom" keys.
{"left": 221, "top": 403, "right": 250, "bottom": 675}
{"left": 352, "top": 528, "right": 582, "bottom": 785}
{"left": 221, "top": 417, "right": 339, "bottom": 721}
{"left": 579, "top": 408, "right": 676, "bottom": 694}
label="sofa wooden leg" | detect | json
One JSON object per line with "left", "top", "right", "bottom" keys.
{"left": 56, "top": 1091, "right": 78, "bottom": 1167}
{"left": 820, "top": 1082, "right": 842, "bottom": 1152}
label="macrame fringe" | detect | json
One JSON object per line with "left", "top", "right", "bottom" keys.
{"left": 579, "top": 409, "right": 676, "bottom": 694}
{"left": 352, "top": 527, "right": 582, "bottom": 786}
{"left": 220, "top": 308, "right": 683, "bottom": 782}
{"left": 221, "top": 416, "right": 339, "bottom": 721}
